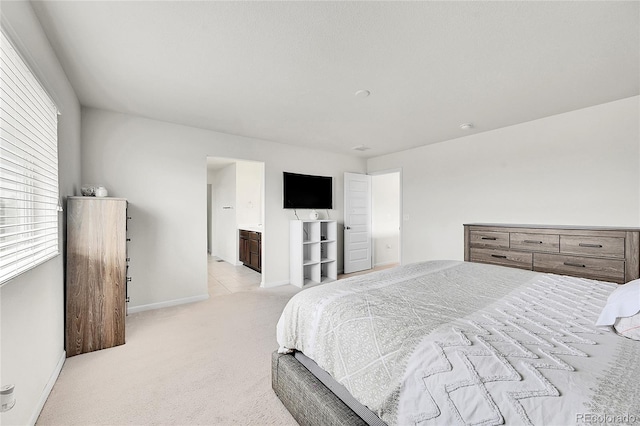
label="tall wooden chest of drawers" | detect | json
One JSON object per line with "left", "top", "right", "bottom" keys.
{"left": 66, "top": 197, "right": 129, "bottom": 357}
{"left": 464, "top": 224, "right": 640, "bottom": 284}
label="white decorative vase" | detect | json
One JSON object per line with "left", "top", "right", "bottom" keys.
{"left": 309, "top": 209, "right": 319, "bottom": 220}
{"left": 95, "top": 186, "right": 108, "bottom": 197}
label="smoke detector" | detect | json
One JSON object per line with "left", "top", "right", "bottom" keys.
{"left": 459, "top": 123, "right": 474, "bottom": 130}
{"left": 352, "top": 144, "right": 371, "bottom": 152}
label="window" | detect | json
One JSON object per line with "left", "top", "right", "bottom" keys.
{"left": 0, "top": 30, "right": 59, "bottom": 285}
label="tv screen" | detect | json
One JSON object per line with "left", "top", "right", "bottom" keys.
{"left": 283, "top": 172, "right": 333, "bottom": 209}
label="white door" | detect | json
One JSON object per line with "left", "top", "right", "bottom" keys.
{"left": 343, "top": 172, "right": 372, "bottom": 274}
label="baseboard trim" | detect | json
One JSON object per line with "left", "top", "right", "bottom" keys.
{"left": 261, "top": 280, "right": 289, "bottom": 289}
{"left": 29, "top": 350, "right": 65, "bottom": 426}
{"left": 128, "top": 294, "right": 209, "bottom": 314}
{"left": 373, "top": 261, "right": 399, "bottom": 267}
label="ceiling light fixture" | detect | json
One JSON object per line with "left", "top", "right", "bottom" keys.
{"left": 355, "top": 89, "right": 371, "bottom": 98}
{"left": 352, "top": 144, "right": 371, "bottom": 151}
{"left": 459, "top": 123, "right": 474, "bottom": 130}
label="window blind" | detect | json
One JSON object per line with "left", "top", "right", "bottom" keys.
{"left": 0, "top": 30, "right": 59, "bottom": 285}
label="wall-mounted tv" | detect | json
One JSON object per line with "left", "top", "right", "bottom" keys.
{"left": 283, "top": 172, "right": 333, "bottom": 209}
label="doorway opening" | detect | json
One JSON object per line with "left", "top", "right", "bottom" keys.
{"left": 371, "top": 170, "right": 401, "bottom": 269}
{"left": 342, "top": 169, "right": 401, "bottom": 277}
{"left": 206, "top": 157, "right": 265, "bottom": 294}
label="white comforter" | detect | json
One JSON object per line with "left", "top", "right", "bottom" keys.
{"left": 277, "top": 260, "right": 640, "bottom": 425}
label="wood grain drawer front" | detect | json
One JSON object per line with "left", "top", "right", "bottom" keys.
{"left": 510, "top": 232, "right": 559, "bottom": 253}
{"left": 560, "top": 235, "right": 625, "bottom": 259}
{"left": 469, "top": 231, "right": 509, "bottom": 249}
{"left": 534, "top": 253, "right": 625, "bottom": 283}
{"left": 470, "top": 248, "right": 532, "bottom": 270}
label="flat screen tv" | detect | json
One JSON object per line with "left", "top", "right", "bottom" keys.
{"left": 283, "top": 172, "right": 333, "bottom": 209}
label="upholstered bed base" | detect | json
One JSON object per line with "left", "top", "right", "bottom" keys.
{"left": 272, "top": 351, "right": 368, "bottom": 426}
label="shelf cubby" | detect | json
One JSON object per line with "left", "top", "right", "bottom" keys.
{"left": 291, "top": 220, "right": 337, "bottom": 287}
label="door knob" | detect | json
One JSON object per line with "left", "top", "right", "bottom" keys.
{"left": 345, "top": 226, "right": 351, "bottom": 230}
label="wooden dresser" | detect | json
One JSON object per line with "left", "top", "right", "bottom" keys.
{"left": 66, "top": 197, "right": 129, "bottom": 357}
{"left": 464, "top": 224, "right": 640, "bottom": 284}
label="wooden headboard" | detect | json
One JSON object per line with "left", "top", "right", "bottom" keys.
{"left": 464, "top": 223, "right": 640, "bottom": 284}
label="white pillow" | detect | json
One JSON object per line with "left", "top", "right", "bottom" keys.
{"left": 613, "top": 314, "right": 640, "bottom": 340}
{"left": 595, "top": 279, "right": 640, "bottom": 326}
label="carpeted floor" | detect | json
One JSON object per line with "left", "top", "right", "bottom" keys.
{"left": 36, "top": 259, "right": 300, "bottom": 425}
{"left": 36, "top": 258, "right": 397, "bottom": 425}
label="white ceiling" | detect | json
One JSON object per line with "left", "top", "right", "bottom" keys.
{"left": 31, "top": 1, "right": 639, "bottom": 158}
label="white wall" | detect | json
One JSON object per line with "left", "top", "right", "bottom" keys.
{"left": 211, "top": 164, "right": 237, "bottom": 264}
{"left": 371, "top": 172, "right": 400, "bottom": 266}
{"left": 236, "top": 161, "right": 263, "bottom": 226}
{"left": 207, "top": 169, "right": 217, "bottom": 257}
{"left": 0, "top": 3, "right": 81, "bottom": 425}
{"left": 81, "top": 107, "right": 366, "bottom": 307}
{"left": 206, "top": 184, "right": 212, "bottom": 254}
{"left": 367, "top": 96, "right": 640, "bottom": 265}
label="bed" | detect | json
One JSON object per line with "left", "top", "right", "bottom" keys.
{"left": 273, "top": 226, "right": 640, "bottom": 426}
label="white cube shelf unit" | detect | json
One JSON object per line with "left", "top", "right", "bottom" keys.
{"left": 290, "top": 220, "right": 337, "bottom": 287}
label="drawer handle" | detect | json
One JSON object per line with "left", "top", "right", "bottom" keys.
{"left": 578, "top": 243, "right": 603, "bottom": 248}
{"left": 481, "top": 237, "right": 497, "bottom": 240}
{"left": 491, "top": 254, "right": 508, "bottom": 259}
{"left": 564, "top": 262, "right": 586, "bottom": 268}
{"left": 523, "top": 240, "right": 542, "bottom": 244}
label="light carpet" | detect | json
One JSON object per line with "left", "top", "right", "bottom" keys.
{"left": 36, "top": 284, "right": 301, "bottom": 425}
